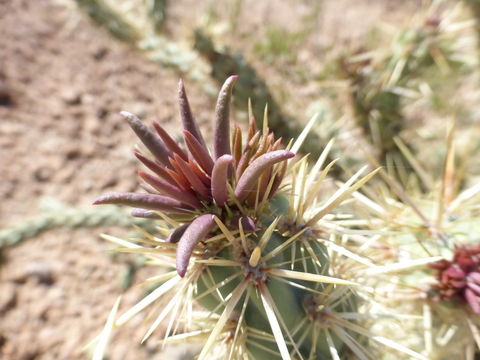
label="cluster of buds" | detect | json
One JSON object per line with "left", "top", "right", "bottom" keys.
{"left": 430, "top": 244, "right": 480, "bottom": 314}
{"left": 91, "top": 75, "right": 439, "bottom": 360}
{"left": 93, "top": 76, "right": 293, "bottom": 277}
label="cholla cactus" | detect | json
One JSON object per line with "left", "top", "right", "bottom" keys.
{"left": 338, "top": 1, "right": 475, "bottom": 164}
{"left": 93, "top": 75, "right": 296, "bottom": 278}
{"left": 93, "top": 77, "right": 428, "bottom": 359}
{"left": 354, "top": 126, "right": 480, "bottom": 359}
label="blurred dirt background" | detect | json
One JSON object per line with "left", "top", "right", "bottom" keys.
{"left": 0, "top": 1, "right": 423, "bottom": 359}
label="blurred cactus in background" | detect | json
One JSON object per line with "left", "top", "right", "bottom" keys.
{"left": 74, "top": 0, "right": 205, "bottom": 75}
{"left": 336, "top": 1, "right": 475, "bottom": 166}
{"left": 72, "top": 0, "right": 331, "bottom": 160}
{"left": 193, "top": 30, "right": 329, "bottom": 160}
{"left": 351, "top": 123, "right": 480, "bottom": 359}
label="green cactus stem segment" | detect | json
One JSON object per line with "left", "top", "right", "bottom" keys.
{"left": 120, "top": 111, "right": 171, "bottom": 167}
{"left": 214, "top": 75, "right": 238, "bottom": 159}
{"left": 235, "top": 131, "right": 261, "bottom": 179}
{"left": 176, "top": 214, "right": 216, "bottom": 277}
{"left": 211, "top": 155, "right": 235, "bottom": 206}
{"left": 235, "top": 150, "right": 295, "bottom": 202}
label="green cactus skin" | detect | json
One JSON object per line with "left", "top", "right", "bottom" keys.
{"left": 195, "top": 195, "right": 353, "bottom": 359}
{"left": 92, "top": 77, "right": 383, "bottom": 360}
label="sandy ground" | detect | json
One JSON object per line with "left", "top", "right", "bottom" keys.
{"left": 0, "top": 1, "right": 206, "bottom": 358}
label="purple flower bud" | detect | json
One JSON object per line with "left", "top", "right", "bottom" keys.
{"left": 467, "top": 281, "right": 480, "bottom": 295}
{"left": 166, "top": 223, "right": 189, "bottom": 243}
{"left": 138, "top": 171, "right": 202, "bottom": 208}
{"left": 152, "top": 121, "right": 188, "bottom": 161}
{"left": 240, "top": 216, "right": 256, "bottom": 233}
{"left": 176, "top": 214, "right": 216, "bottom": 277}
{"left": 121, "top": 111, "right": 171, "bottom": 167}
{"left": 235, "top": 150, "right": 294, "bottom": 202}
{"left": 468, "top": 272, "right": 480, "bottom": 285}
{"left": 211, "top": 155, "right": 234, "bottom": 206}
{"left": 465, "top": 288, "right": 480, "bottom": 314}
{"left": 93, "top": 192, "right": 189, "bottom": 214}
{"left": 131, "top": 208, "right": 161, "bottom": 219}
{"left": 214, "top": 75, "right": 238, "bottom": 159}
{"left": 178, "top": 79, "right": 206, "bottom": 148}
{"left": 183, "top": 130, "right": 214, "bottom": 175}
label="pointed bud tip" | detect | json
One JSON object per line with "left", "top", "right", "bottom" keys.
{"left": 131, "top": 208, "right": 142, "bottom": 216}
{"left": 224, "top": 75, "right": 238, "bottom": 88}
{"left": 120, "top": 111, "right": 134, "bottom": 119}
{"left": 92, "top": 196, "right": 107, "bottom": 205}
{"left": 240, "top": 216, "right": 256, "bottom": 233}
{"left": 177, "top": 268, "right": 186, "bottom": 278}
{"left": 92, "top": 193, "right": 117, "bottom": 205}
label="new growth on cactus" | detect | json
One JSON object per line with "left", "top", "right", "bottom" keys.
{"left": 430, "top": 243, "right": 480, "bottom": 314}
{"left": 93, "top": 77, "right": 429, "bottom": 360}
{"left": 94, "top": 75, "right": 295, "bottom": 278}
{"left": 353, "top": 125, "right": 480, "bottom": 359}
